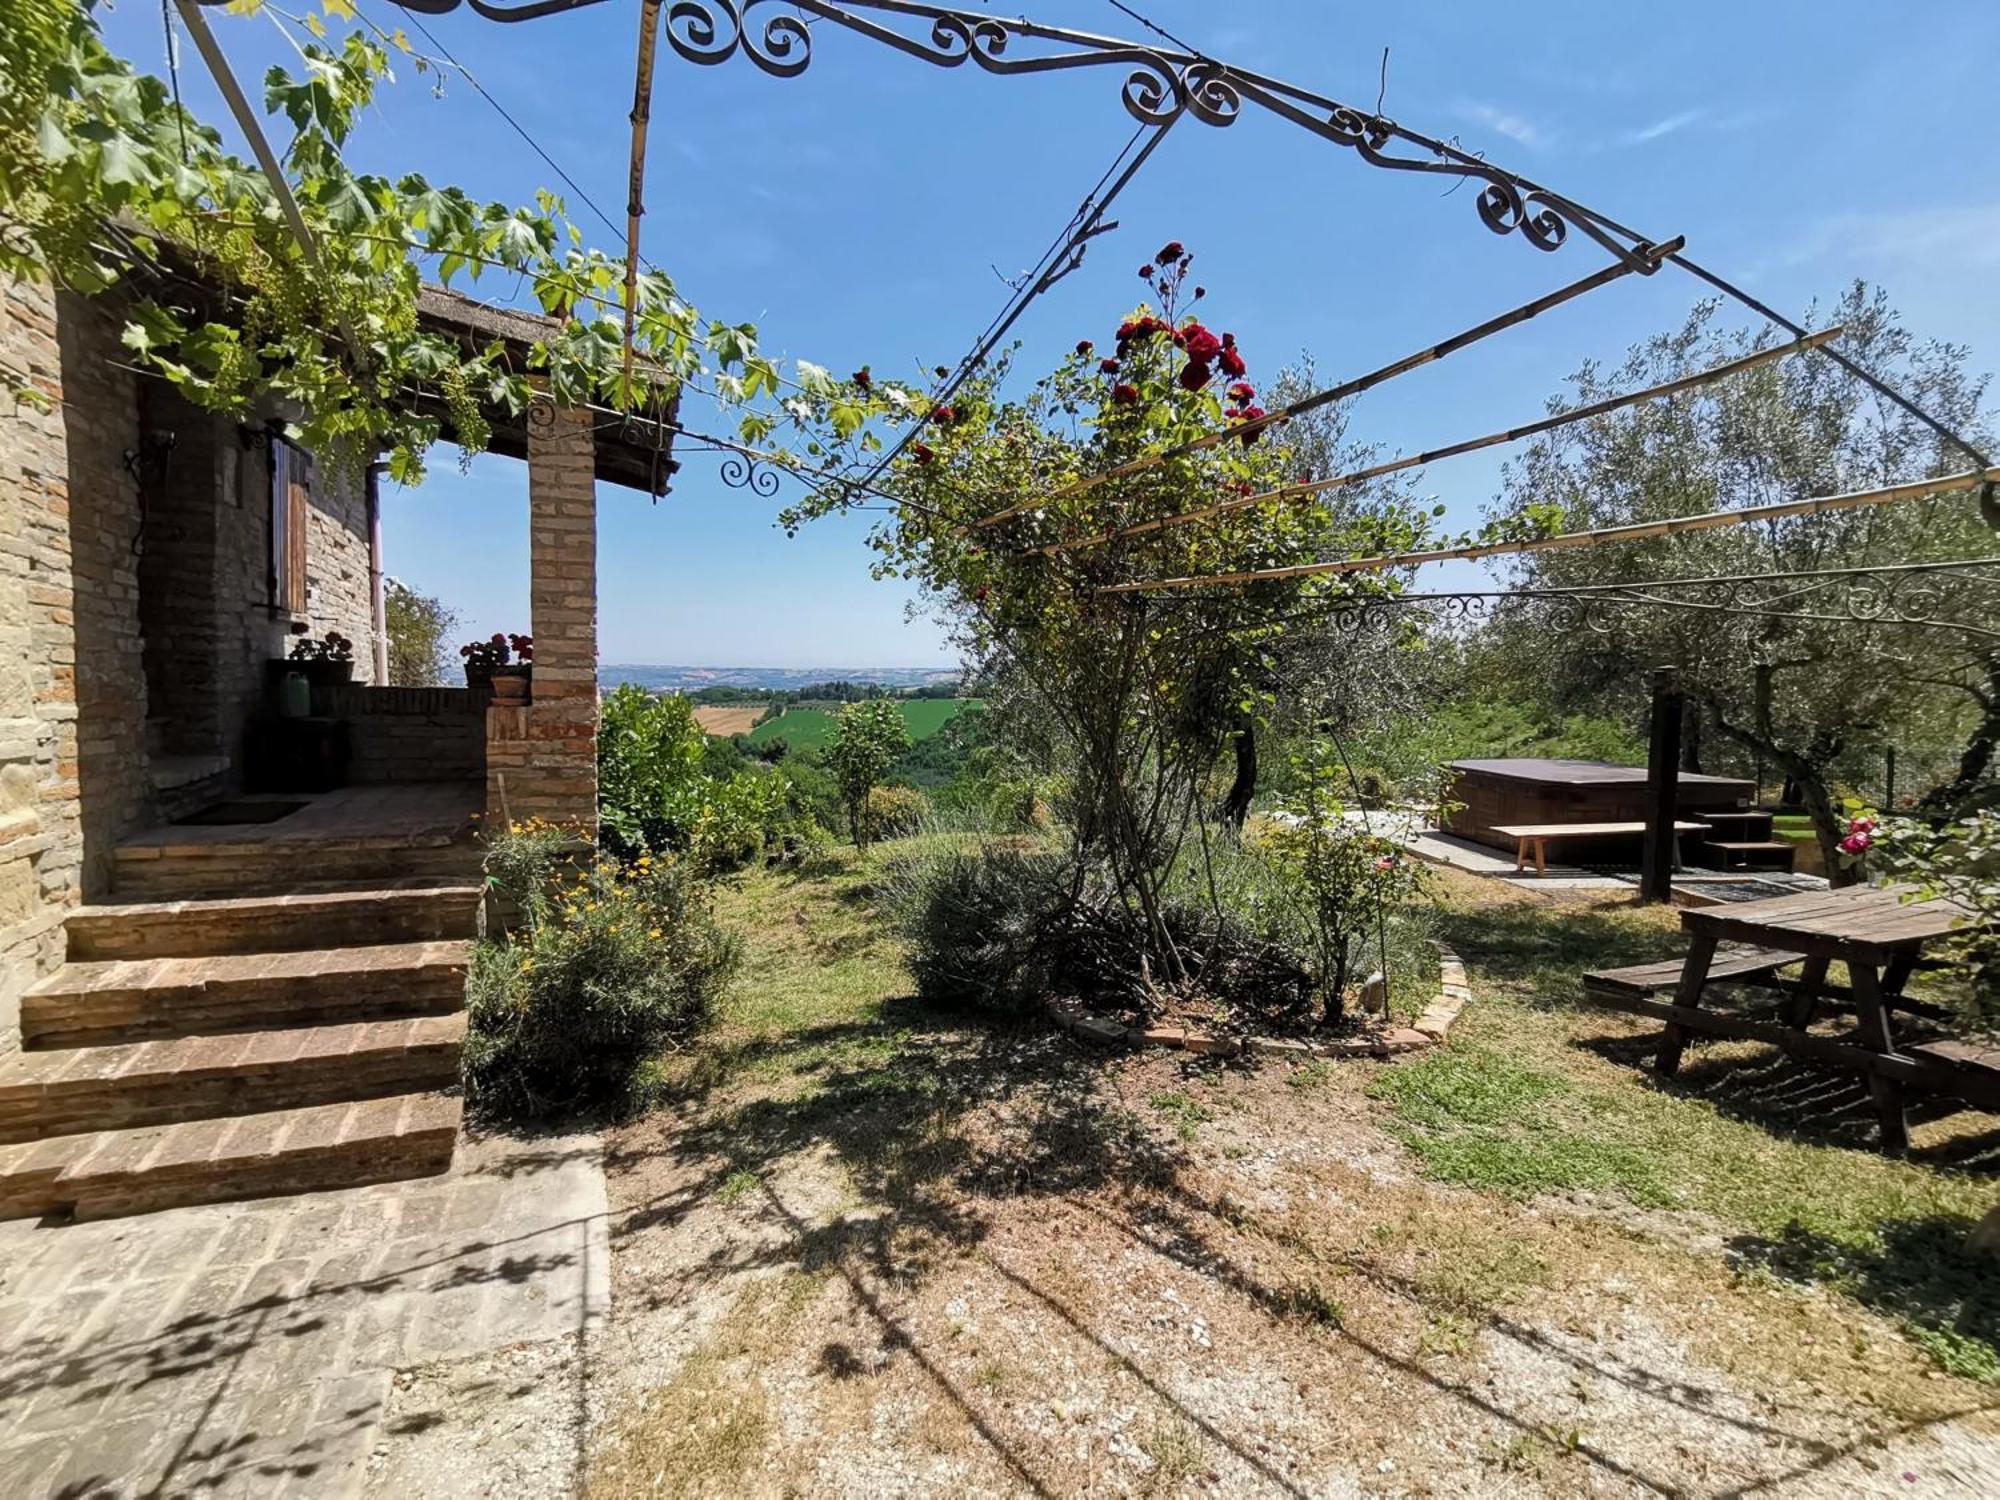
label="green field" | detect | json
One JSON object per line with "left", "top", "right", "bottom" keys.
{"left": 743, "top": 698, "right": 980, "bottom": 749}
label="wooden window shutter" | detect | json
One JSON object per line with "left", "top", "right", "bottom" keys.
{"left": 269, "top": 438, "right": 311, "bottom": 613}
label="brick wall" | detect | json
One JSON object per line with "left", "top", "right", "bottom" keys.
{"left": 486, "top": 396, "right": 597, "bottom": 830}
{"left": 139, "top": 389, "right": 378, "bottom": 776}
{"left": 0, "top": 283, "right": 150, "bottom": 1047}
{"left": 325, "top": 684, "right": 486, "bottom": 783}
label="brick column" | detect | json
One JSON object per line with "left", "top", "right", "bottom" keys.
{"left": 486, "top": 396, "right": 597, "bottom": 832}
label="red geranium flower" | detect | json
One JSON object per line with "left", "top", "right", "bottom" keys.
{"left": 1178, "top": 360, "right": 1211, "bottom": 391}
{"left": 1075, "top": 340, "right": 1093, "bottom": 357}
{"left": 1227, "top": 381, "right": 1255, "bottom": 403}
{"left": 1218, "top": 347, "right": 1247, "bottom": 378}
{"left": 1111, "top": 383, "right": 1141, "bottom": 405}
{"left": 1182, "top": 324, "right": 1223, "bottom": 361}
{"left": 1099, "top": 357, "right": 1121, "bottom": 375}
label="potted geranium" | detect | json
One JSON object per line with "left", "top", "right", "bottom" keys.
{"left": 286, "top": 630, "right": 356, "bottom": 688}
{"left": 462, "top": 632, "right": 533, "bottom": 698}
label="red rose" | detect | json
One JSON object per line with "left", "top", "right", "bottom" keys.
{"left": 1193, "top": 285, "right": 1206, "bottom": 299}
{"left": 912, "top": 442, "right": 935, "bottom": 465}
{"left": 1111, "top": 383, "right": 1140, "bottom": 405}
{"left": 1099, "top": 357, "right": 1120, "bottom": 374}
{"left": 1227, "top": 381, "right": 1255, "bottom": 403}
{"left": 1237, "top": 405, "right": 1269, "bottom": 445}
{"left": 932, "top": 405, "right": 958, "bottom": 426}
{"left": 1182, "top": 324, "right": 1223, "bottom": 361}
{"left": 1218, "top": 347, "right": 1247, "bottom": 378}
{"left": 1178, "top": 359, "right": 1211, "bottom": 391}
{"left": 1221, "top": 332, "right": 1236, "bottom": 349}
{"left": 852, "top": 367, "right": 872, "bottom": 391}
{"left": 1115, "top": 320, "right": 1140, "bottom": 342}
{"left": 1075, "top": 340, "right": 1093, "bottom": 357}
{"left": 1157, "top": 240, "right": 1184, "bottom": 264}
{"left": 1139, "top": 264, "right": 1155, "bottom": 278}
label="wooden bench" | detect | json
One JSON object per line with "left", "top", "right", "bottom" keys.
{"left": 1491, "top": 820, "right": 1705, "bottom": 875}
{"left": 1582, "top": 945, "right": 1795, "bottom": 998}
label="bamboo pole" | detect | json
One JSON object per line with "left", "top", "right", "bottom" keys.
{"left": 1094, "top": 466, "right": 2000, "bottom": 595}
{"left": 622, "top": 0, "right": 665, "bottom": 396}
{"left": 1040, "top": 326, "right": 1844, "bottom": 559}
{"left": 974, "top": 238, "right": 1683, "bottom": 531}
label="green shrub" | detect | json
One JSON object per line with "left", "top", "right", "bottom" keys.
{"left": 464, "top": 827, "right": 739, "bottom": 1121}
{"left": 862, "top": 784, "right": 930, "bottom": 843}
{"left": 598, "top": 683, "right": 804, "bottom": 872}
{"left": 883, "top": 840, "right": 1066, "bottom": 1015}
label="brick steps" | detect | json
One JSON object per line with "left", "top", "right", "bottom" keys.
{"left": 22, "top": 940, "right": 469, "bottom": 1048}
{"left": 0, "top": 1092, "right": 462, "bottom": 1222}
{"left": 112, "top": 839, "right": 482, "bottom": 899}
{"left": 0, "top": 1013, "right": 465, "bottom": 1143}
{"left": 66, "top": 881, "right": 482, "bottom": 960}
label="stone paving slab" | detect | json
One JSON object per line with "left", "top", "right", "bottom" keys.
{"left": 0, "top": 1127, "right": 607, "bottom": 1498}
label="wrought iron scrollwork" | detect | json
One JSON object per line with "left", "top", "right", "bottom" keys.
{"left": 719, "top": 452, "right": 782, "bottom": 498}
{"left": 208, "top": 0, "right": 1668, "bottom": 265}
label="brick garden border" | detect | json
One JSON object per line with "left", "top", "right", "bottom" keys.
{"left": 1046, "top": 942, "right": 1471, "bottom": 1061}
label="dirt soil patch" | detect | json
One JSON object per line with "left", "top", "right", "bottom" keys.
{"left": 585, "top": 853, "right": 2000, "bottom": 1496}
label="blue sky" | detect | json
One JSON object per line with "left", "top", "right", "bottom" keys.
{"left": 100, "top": 0, "right": 2000, "bottom": 666}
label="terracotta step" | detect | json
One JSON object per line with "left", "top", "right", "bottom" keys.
{"left": 112, "top": 839, "right": 482, "bottom": 900}
{"left": 67, "top": 881, "right": 482, "bottom": 961}
{"left": 0, "top": 1014, "right": 464, "bottom": 1143}
{"left": 0, "top": 1092, "right": 461, "bottom": 1222}
{"left": 22, "top": 940, "right": 470, "bottom": 1048}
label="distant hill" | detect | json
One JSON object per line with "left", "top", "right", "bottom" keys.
{"left": 601, "top": 664, "right": 959, "bottom": 694}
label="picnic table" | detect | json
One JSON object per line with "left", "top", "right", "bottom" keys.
{"left": 1583, "top": 884, "right": 1994, "bottom": 1153}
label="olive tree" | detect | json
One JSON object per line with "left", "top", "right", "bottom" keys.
{"left": 1485, "top": 287, "right": 1997, "bottom": 877}
{"left": 827, "top": 700, "right": 910, "bottom": 848}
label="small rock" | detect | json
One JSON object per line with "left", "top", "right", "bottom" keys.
{"left": 1358, "top": 972, "right": 1388, "bottom": 1014}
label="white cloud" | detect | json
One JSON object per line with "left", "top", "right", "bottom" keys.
{"left": 1456, "top": 100, "right": 1550, "bottom": 149}
{"left": 1618, "top": 108, "right": 1706, "bottom": 146}
{"left": 1778, "top": 203, "right": 2000, "bottom": 273}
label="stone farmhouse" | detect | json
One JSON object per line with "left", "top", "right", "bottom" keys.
{"left": 0, "top": 276, "right": 667, "bottom": 1220}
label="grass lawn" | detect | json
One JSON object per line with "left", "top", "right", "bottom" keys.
{"left": 742, "top": 697, "right": 981, "bottom": 749}
{"left": 587, "top": 847, "right": 2000, "bottom": 1496}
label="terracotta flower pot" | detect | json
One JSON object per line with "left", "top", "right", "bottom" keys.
{"left": 491, "top": 666, "right": 531, "bottom": 702}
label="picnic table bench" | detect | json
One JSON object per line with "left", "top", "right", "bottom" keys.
{"left": 1491, "top": 820, "right": 1704, "bottom": 876}
{"left": 1582, "top": 884, "right": 1994, "bottom": 1152}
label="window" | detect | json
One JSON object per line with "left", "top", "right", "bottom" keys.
{"left": 270, "top": 437, "right": 311, "bottom": 613}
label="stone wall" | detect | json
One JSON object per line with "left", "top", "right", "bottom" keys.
{"left": 0, "top": 279, "right": 385, "bottom": 1050}
{"left": 487, "top": 397, "right": 597, "bottom": 830}
{"left": 138, "top": 390, "right": 378, "bottom": 778}
{"left": 325, "top": 684, "right": 486, "bottom": 783}
{"left": 0, "top": 284, "right": 148, "bottom": 1047}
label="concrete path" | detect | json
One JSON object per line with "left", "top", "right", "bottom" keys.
{"left": 0, "top": 1128, "right": 607, "bottom": 1498}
